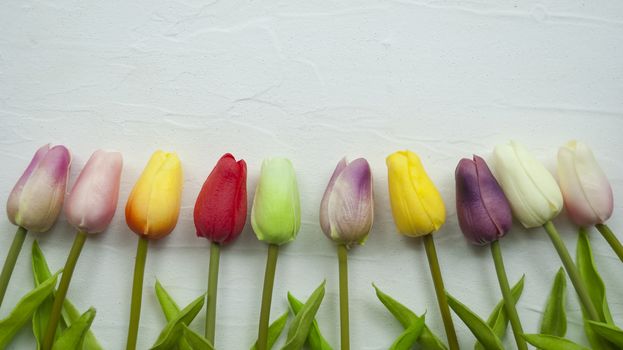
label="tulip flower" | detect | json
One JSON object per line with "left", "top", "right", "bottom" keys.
{"left": 455, "top": 155, "right": 526, "bottom": 350}
{"left": 0, "top": 144, "right": 70, "bottom": 308}
{"left": 492, "top": 141, "right": 600, "bottom": 322}
{"left": 319, "top": 157, "right": 373, "bottom": 349}
{"left": 41, "top": 150, "right": 122, "bottom": 350}
{"left": 125, "top": 151, "right": 183, "bottom": 350}
{"left": 386, "top": 150, "right": 458, "bottom": 350}
{"left": 193, "top": 153, "right": 247, "bottom": 344}
{"left": 557, "top": 141, "right": 622, "bottom": 262}
{"left": 251, "top": 157, "right": 300, "bottom": 350}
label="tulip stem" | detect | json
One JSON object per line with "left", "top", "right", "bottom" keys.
{"left": 257, "top": 244, "right": 279, "bottom": 350}
{"left": 338, "top": 244, "right": 350, "bottom": 350}
{"left": 42, "top": 230, "right": 88, "bottom": 350}
{"left": 205, "top": 242, "right": 220, "bottom": 344}
{"left": 422, "top": 234, "right": 459, "bottom": 350}
{"left": 595, "top": 224, "right": 623, "bottom": 263}
{"left": 543, "top": 221, "right": 600, "bottom": 321}
{"left": 126, "top": 236, "right": 149, "bottom": 350}
{"left": 0, "top": 226, "right": 27, "bottom": 309}
{"left": 490, "top": 240, "right": 527, "bottom": 350}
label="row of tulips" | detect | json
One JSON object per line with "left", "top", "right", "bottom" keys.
{"left": 0, "top": 140, "right": 620, "bottom": 350}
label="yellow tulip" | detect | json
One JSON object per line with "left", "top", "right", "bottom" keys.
{"left": 125, "top": 151, "right": 183, "bottom": 239}
{"left": 386, "top": 150, "right": 446, "bottom": 237}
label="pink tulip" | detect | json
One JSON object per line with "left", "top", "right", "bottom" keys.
{"left": 6, "top": 144, "right": 71, "bottom": 232}
{"left": 557, "top": 141, "right": 613, "bottom": 226}
{"left": 65, "top": 150, "right": 123, "bottom": 233}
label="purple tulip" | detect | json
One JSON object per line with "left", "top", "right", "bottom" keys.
{"left": 455, "top": 155, "right": 512, "bottom": 245}
{"left": 65, "top": 150, "right": 123, "bottom": 233}
{"left": 6, "top": 144, "right": 71, "bottom": 232}
{"left": 320, "top": 158, "right": 374, "bottom": 246}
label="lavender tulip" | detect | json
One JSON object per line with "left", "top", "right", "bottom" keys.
{"left": 455, "top": 155, "right": 512, "bottom": 245}
{"left": 320, "top": 157, "right": 374, "bottom": 246}
{"left": 6, "top": 144, "right": 71, "bottom": 232}
{"left": 65, "top": 150, "right": 123, "bottom": 233}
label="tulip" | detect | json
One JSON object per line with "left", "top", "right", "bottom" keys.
{"left": 455, "top": 155, "right": 527, "bottom": 350}
{"left": 42, "top": 150, "right": 123, "bottom": 350}
{"left": 0, "top": 144, "right": 70, "bottom": 309}
{"left": 251, "top": 157, "right": 300, "bottom": 350}
{"left": 557, "top": 141, "right": 622, "bottom": 262}
{"left": 492, "top": 141, "right": 600, "bottom": 322}
{"left": 319, "top": 157, "right": 373, "bottom": 349}
{"left": 125, "top": 151, "right": 183, "bottom": 350}
{"left": 193, "top": 153, "right": 247, "bottom": 344}
{"left": 386, "top": 150, "right": 445, "bottom": 237}
{"left": 386, "top": 150, "right": 458, "bottom": 350}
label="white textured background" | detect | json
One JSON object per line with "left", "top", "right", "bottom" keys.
{"left": 1, "top": 1, "right": 623, "bottom": 349}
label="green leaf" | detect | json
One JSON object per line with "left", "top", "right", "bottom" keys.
{"left": 577, "top": 229, "right": 617, "bottom": 350}
{"left": 373, "top": 284, "right": 447, "bottom": 350}
{"left": 250, "top": 311, "right": 289, "bottom": 350}
{"left": 281, "top": 281, "right": 326, "bottom": 350}
{"left": 446, "top": 293, "right": 504, "bottom": 350}
{"left": 588, "top": 321, "right": 623, "bottom": 347}
{"left": 182, "top": 324, "right": 215, "bottom": 350}
{"left": 540, "top": 268, "right": 567, "bottom": 337}
{"left": 287, "top": 293, "right": 332, "bottom": 350}
{"left": 523, "top": 334, "right": 591, "bottom": 350}
{"left": 51, "top": 307, "right": 96, "bottom": 350}
{"left": 155, "top": 279, "right": 181, "bottom": 321}
{"left": 150, "top": 293, "right": 206, "bottom": 350}
{"left": 475, "top": 275, "right": 525, "bottom": 350}
{"left": 31, "top": 240, "right": 103, "bottom": 350}
{"left": 389, "top": 315, "right": 425, "bottom": 350}
{"left": 0, "top": 271, "right": 60, "bottom": 348}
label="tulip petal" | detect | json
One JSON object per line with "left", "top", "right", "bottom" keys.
{"left": 570, "top": 142, "right": 613, "bottom": 224}
{"left": 327, "top": 158, "right": 373, "bottom": 245}
{"left": 7, "top": 144, "right": 50, "bottom": 225}
{"left": 319, "top": 158, "right": 348, "bottom": 237}
{"left": 474, "top": 156, "right": 512, "bottom": 238}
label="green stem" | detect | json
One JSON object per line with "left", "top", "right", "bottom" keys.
{"left": 205, "top": 242, "right": 220, "bottom": 344}
{"left": 257, "top": 244, "right": 279, "bottom": 350}
{"left": 422, "top": 234, "right": 459, "bottom": 350}
{"left": 126, "top": 236, "right": 149, "bottom": 350}
{"left": 595, "top": 224, "right": 623, "bottom": 263}
{"left": 338, "top": 244, "right": 350, "bottom": 350}
{"left": 543, "top": 221, "right": 600, "bottom": 321}
{"left": 0, "top": 226, "right": 27, "bottom": 308}
{"left": 490, "top": 240, "right": 527, "bottom": 350}
{"left": 42, "top": 231, "right": 88, "bottom": 350}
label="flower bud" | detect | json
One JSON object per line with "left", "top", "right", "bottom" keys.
{"left": 320, "top": 158, "right": 373, "bottom": 246}
{"left": 125, "top": 151, "right": 183, "bottom": 239}
{"left": 455, "top": 155, "right": 512, "bottom": 245}
{"left": 65, "top": 150, "right": 123, "bottom": 233}
{"left": 194, "top": 153, "right": 247, "bottom": 244}
{"left": 386, "top": 150, "right": 446, "bottom": 237}
{"left": 7, "top": 144, "right": 71, "bottom": 232}
{"left": 251, "top": 158, "right": 300, "bottom": 245}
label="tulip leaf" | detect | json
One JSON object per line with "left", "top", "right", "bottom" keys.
{"left": 389, "top": 315, "right": 425, "bottom": 350}
{"left": 475, "top": 275, "right": 525, "bottom": 350}
{"left": 0, "top": 270, "right": 60, "bottom": 348}
{"left": 540, "top": 268, "right": 567, "bottom": 337}
{"left": 576, "top": 229, "right": 617, "bottom": 350}
{"left": 287, "top": 293, "right": 333, "bottom": 350}
{"left": 446, "top": 293, "right": 504, "bottom": 350}
{"left": 154, "top": 280, "right": 196, "bottom": 350}
{"left": 150, "top": 293, "right": 206, "bottom": 350}
{"left": 51, "top": 307, "right": 96, "bottom": 350}
{"left": 281, "top": 281, "right": 326, "bottom": 350}
{"left": 522, "top": 334, "right": 591, "bottom": 350}
{"left": 250, "top": 311, "right": 289, "bottom": 350}
{"left": 373, "top": 283, "right": 447, "bottom": 350}
{"left": 182, "top": 324, "right": 215, "bottom": 350}
{"left": 588, "top": 321, "right": 623, "bottom": 347}
{"left": 31, "top": 240, "right": 103, "bottom": 350}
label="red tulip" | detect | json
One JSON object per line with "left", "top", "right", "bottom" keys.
{"left": 194, "top": 153, "right": 247, "bottom": 244}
